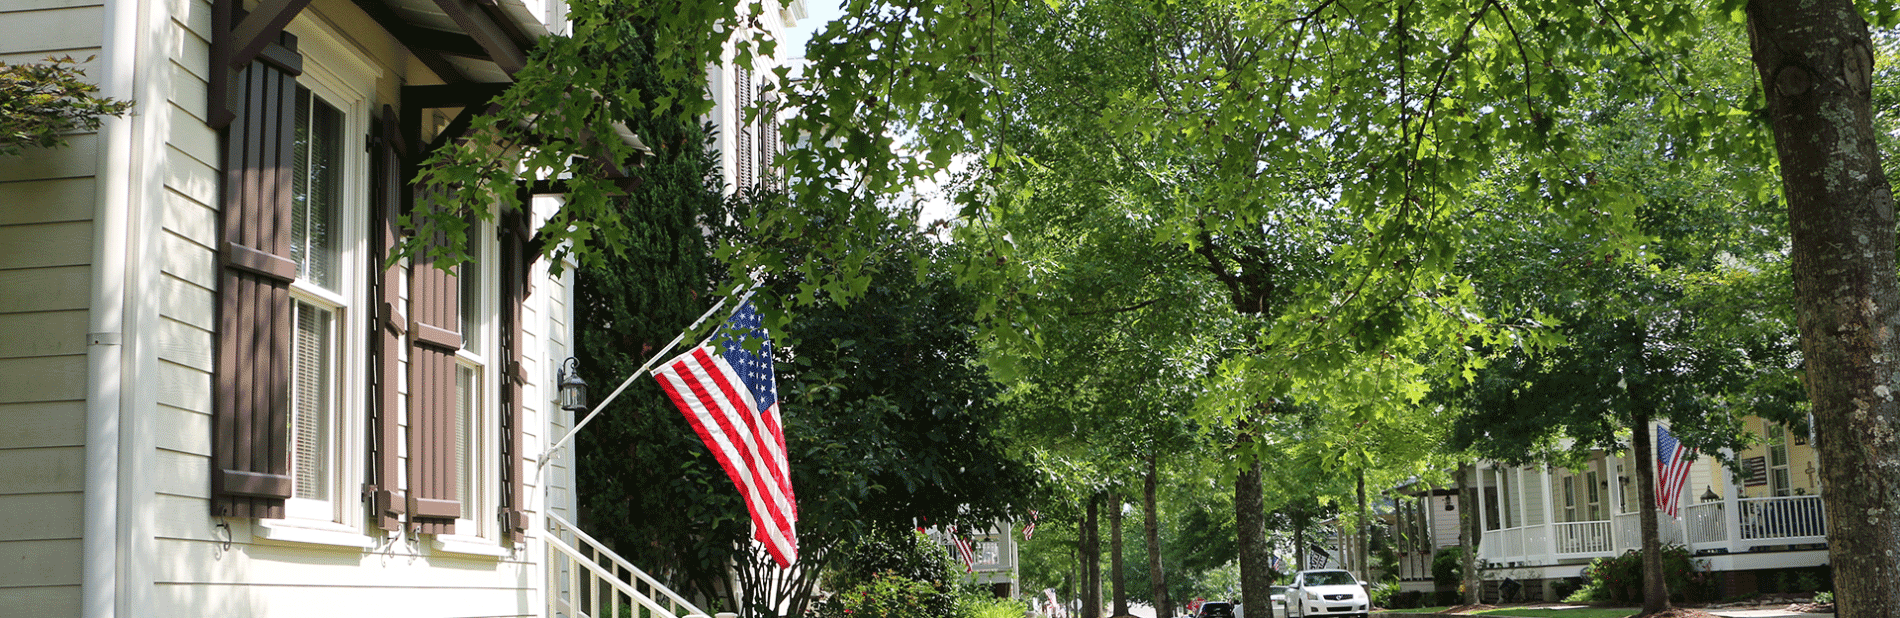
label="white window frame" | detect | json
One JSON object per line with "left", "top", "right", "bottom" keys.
{"left": 259, "top": 15, "right": 378, "bottom": 543}
{"left": 1767, "top": 424, "right": 1792, "bottom": 497}
{"left": 437, "top": 215, "right": 503, "bottom": 552}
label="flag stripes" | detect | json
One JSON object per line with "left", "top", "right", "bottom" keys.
{"left": 949, "top": 525, "right": 976, "bottom": 572}
{"left": 1655, "top": 424, "right": 1694, "bottom": 519}
{"left": 653, "top": 308, "right": 797, "bottom": 567}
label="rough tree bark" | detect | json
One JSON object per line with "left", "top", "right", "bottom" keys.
{"left": 1236, "top": 448, "right": 1272, "bottom": 618}
{"left": 1745, "top": 2, "right": 1900, "bottom": 617}
{"left": 1146, "top": 453, "right": 1173, "bottom": 618}
{"left": 1084, "top": 494, "right": 1103, "bottom": 618}
{"left": 1457, "top": 465, "right": 1479, "bottom": 606}
{"left": 1111, "top": 491, "right": 1128, "bottom": 617}
{"left": 1293, "top": 506, "right": 1307, "bottom": 578}
{"left": 1356, "top": 470, "right": 1370, "bottom": 583}
{"left": 1631, "top": 407, "right": 1668, "bottom": 615}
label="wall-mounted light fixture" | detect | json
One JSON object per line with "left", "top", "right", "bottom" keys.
{"left": 557, "top": 357, "right": 589, "bottom": 412}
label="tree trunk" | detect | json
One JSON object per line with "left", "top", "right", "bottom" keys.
{"left": 1237, "top": 455, "right": 1272, "bottom": 618}
{"left": 1293, "top": 506, "right": 1306, "bottom": 576}
{"left": 1631, "top": 408, "right": 1669, "bottom": 615}
{"left": 1147, "top": 453, "right": 1173, "bottom": 618}
{"left": 1085, "top": 494, "right": 1103, "bottom": 618}
{"left": 1458, "top": 464, "right": 1479, "bottom": 606}
{"left": 1111, "top": 491, "right": 1128, "bottom": 617}
{"left": 1746, "top": 3, "right": 1900, "bottom": 618}
{"left": 1356, "top": 470, "right": 1370, "bottom": 583}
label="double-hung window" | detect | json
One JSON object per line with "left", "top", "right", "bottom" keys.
{"left": 1768, "top": 424, "right": 1791, "bottom": 497}
{"left": 448, "top": 217, "right": 497, "bottom": 543}
{"left": 286, "top": 84, "right": 350, "bottom": 522}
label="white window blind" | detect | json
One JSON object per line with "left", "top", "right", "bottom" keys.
{"left": 291, "top": 300, "right": 334, "bottom": 501}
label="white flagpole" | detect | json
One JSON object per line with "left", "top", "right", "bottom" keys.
{"left": 535, "top": 282, "right": 758, "bottom": 472}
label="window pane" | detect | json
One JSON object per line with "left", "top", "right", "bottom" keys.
{"left": 292, "top": 300, "right": 334, "bottom": 501}
{"left": 456, "top": 364, "right": 477, "bottom": 520}
{"left": 460, "top": 223, "right": 481, "bottom": 354}
{"left": 291, "top": 87, "right": 343, "bottom": 292}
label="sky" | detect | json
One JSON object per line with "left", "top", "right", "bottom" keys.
{"left": 782, "top": 0, "right": 847, "bottom": 59}
{"left": 773, "top": 0, "right": 966, "bottom": 229}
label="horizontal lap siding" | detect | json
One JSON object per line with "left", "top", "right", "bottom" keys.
{"left": 141, "top": 0, "right": 549, "bottom": 613}
{"left": 534, "top": 250, "right": 572, "bottom": 522}
{"left": 0, "top": 3, "right": 103, "bottom": 609}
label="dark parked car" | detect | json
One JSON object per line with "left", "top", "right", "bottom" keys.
{"left": 1195, "top": 601, "right": 1236, "bottom": 618}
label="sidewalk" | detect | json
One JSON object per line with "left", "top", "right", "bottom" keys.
{"left": 1375, "top": 607, "right": 1832, "bottom": 618}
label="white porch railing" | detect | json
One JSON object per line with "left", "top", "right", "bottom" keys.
{"left": 1552, "top": 521, "right": 1612, "bottom": 555}
{"left": 1487, "top": 526, "right": 1523, "bottom": 562}
{"left": 546, "top": 513, "right": 711, "bottom": 618}
{"left": 1613, "top": 513, "right": 1639, "bottom": 552}
{"left": 1685, "top": 503, "right": 1727, "bottom": 544}
{"left": 1738, "top": 495, "right": 1826, "bottom": 542}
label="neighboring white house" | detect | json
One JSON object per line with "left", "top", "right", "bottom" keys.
{"left": 930, "top": 523, "right": 1022, "bottom": 599}
{"left": 1372, "top": 418, "right": 1831, "bottom": 603}
{"left": 0, "top": 0, "right": 800, "bottom": 613}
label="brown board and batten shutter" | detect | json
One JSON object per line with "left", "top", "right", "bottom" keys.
{"left": 365, "top": 105, "right": 407, "bottom": 531}
{"left": 408, "top": 206, "right": 462, "bottom": 535}
{"left": 497, "top": 205, "right": 533, "bottom": 542}
{"left": 212, "top": 35, "right": 303, "bottom": 519}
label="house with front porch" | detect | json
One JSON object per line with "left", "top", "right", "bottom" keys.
{"left": 1385, "top": 418, "right": 1829, "bottom": 603}
{"left": 0, "top": 0, "right": 800, "bottom": 613}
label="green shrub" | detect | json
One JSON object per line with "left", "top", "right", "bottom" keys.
{"left": 1814, "top": 591, "right": 1834, "bottom": 604}
{"left": 811, "top": 571, "right": 951, "bottom": 618}
{"left": 1566, "top": 545, "right": 1716, "bottom": 605}
{"left": 959, "top": 594, "right": 1029, "bottom": 618}
{"left": 1387, "top": 590, "right": 1426, "bottom": 609}
{"left": 820, "top": 531, "right": 962, "bottom": 618}
{"left": 1431, "top": 547, "right": 1464, "bottom": 589}
{"left": 1368, "top": 582, "right": 1399, "bottom": 608}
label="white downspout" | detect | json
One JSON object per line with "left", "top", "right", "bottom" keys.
{"left": 84, "top": 0, "right": 139, "bottom": 610}
{"left": 89, "top": 0, "right": 163, "bottom": 611}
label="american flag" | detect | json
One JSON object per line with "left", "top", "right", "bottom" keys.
{"left": 652, "top": 300, "right": 798, "bottom": 567}
{"left": 1655, "top": 424, "right": 1694, "bottom": 519}
{"left": 948, "top": 525, "right": 976, "bottom": 572}
{"left": 1023, "top": 509, "right": 1039, "bottom": 541}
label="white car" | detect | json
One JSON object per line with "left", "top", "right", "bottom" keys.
{"left": 1284, "top": 570, "right": 1370, "bottom": 618}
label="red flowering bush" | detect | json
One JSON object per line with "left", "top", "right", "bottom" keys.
{"left": 810, "top": 571, "right": 950, "bottom": 618}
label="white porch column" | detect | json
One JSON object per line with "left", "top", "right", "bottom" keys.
{"left": 1722, "top": 447, "right": 1742, "bottom": 553}
{"left": 1606, "top": 453, "right": 1623, "bottom": 549}
{"left": 1476, "top": 465, "right": 1490, "bottom": 545}
{"left": 1540, "top": 466, "right": 1557, "bottom": 563}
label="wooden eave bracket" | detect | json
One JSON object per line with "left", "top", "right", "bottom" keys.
{"left": 229, "top": 0, "right": 316, "bottom": 71}
{"left": 430, "top": 0, "right": 527, "bottom": 74}
{"left": 207, "top": 0, "right": 307, "bottom": 129}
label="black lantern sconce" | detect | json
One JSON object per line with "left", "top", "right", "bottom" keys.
{"left": 557, "top": 357, "right": 589, "bottom": 412}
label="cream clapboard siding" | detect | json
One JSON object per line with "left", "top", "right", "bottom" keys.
{"left": 0, "top": 0, "right": 105, "bottom": 613}
{"left": 140, "top": 0, "right": 563, "bottom": 613}
{"left": 535, "top": 207, "right": 576, "bottom": 524}
{"left": 1430, "top": 494, "right": 1460, "bottom": 550}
